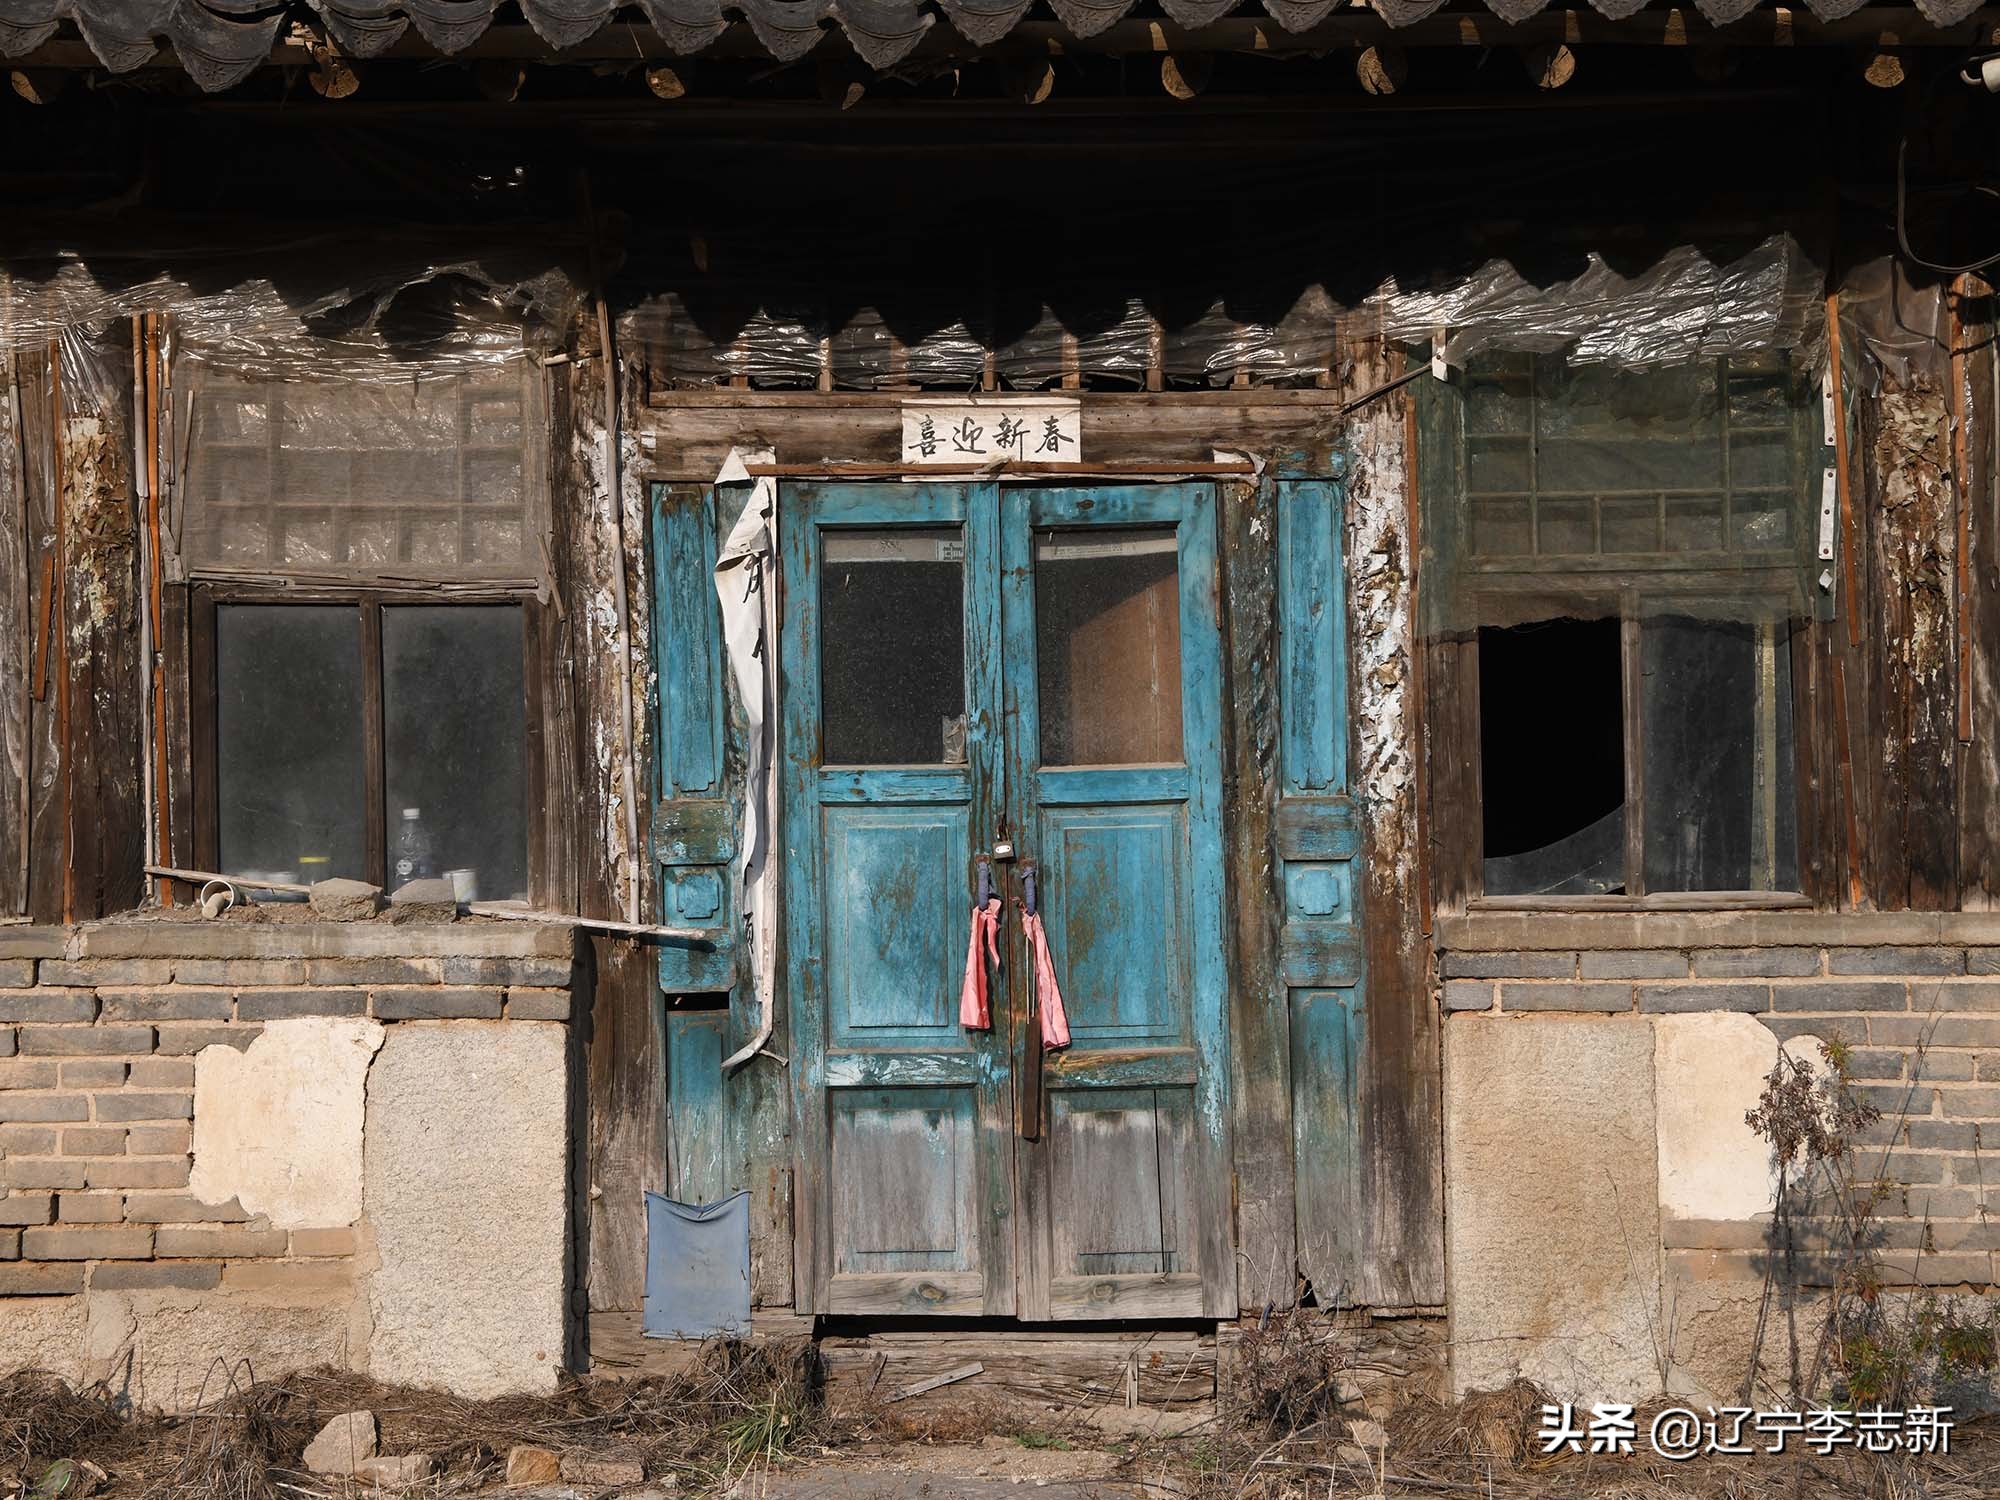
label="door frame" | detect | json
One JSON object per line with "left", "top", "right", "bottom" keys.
{"left": 779, "top": 478, "right": 1235, "bottom": 1320}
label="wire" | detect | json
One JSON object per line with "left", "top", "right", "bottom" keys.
{"left": 1897, "top": 135, "right": 2000, "bottom": 276}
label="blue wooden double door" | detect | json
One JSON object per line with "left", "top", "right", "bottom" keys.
{"left": 782, "top": 482, "right": 1234, "bottom": 1320}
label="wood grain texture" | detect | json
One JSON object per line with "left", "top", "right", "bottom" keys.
{"left": 0, "top": 351, "right": 27, "bottom": 916}
{"left": 1958, "top": 284, "right": 2000, "bottom": 907}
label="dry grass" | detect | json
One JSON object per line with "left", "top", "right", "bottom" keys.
{"left": 6, "top": 1346, "right": 1998, "bottom": 1500}
{"left": 0, "top": 1341, "right": 826, "bottom": 1499}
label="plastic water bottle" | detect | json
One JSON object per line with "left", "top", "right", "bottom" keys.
{"left": 393, "top": 807, "right": 434, "bottom": 885}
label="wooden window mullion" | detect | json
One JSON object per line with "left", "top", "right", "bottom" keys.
{"left": 361, "top": 596, "right": 387, "bottom": 890}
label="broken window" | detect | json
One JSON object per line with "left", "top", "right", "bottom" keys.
{"left": 209, "top": 599, "right": 529, "bottom": 901}
{"left": 1424, "top": 351, "right": 1814, "bottom": 898}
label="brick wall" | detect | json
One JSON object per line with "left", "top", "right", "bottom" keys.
{"left": 0, "top": 915, "right": 575, "bottom": 1300}
{"left": 1438, "top": 911, "right": 2000, "bottom": 1289}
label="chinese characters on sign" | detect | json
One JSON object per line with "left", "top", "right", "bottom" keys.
{"left": 899, "top": 399, "right": 1081, "bottom": 467}
{"left": 1538, "top": 1403, "right": 1953, "bottom": 1459}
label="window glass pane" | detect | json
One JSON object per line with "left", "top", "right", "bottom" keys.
{"left": 1036, "top": 528, "right": 1183, "bottom": 766}
{"left": 384, "top": 606, "right": 528, "bottom": 902}
{"left": 217, "top": 605, "right": 366, "bottom": 890}
{"left": 1642, "top": 615, "right": 1798, "bottom": 892}
{"left": 820, "top": 529, "right": 965, "bottom": 765}
{"left": 1480, "top": 618, "right": 1626, "bottom": 896}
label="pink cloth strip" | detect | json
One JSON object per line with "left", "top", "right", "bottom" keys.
{"left": 958, "top": 898, "right": 1001, "bottom": 1029}
{"left": 1022, "top": 910, "right": 1071, "bottom": 1051}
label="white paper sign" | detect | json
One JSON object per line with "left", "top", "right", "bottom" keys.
{"left": 900, "top": 397, "right": 1081, "bottom": 466}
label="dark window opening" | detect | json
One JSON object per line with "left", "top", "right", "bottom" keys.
{"left": 819, "top": 528, "right": 966, "bottom": 766}
{"left": 212, "top": 599, "right": 530, "bottom": 902}
{"left": 1479, "top": 618, "right": 1626, "bottom": 897}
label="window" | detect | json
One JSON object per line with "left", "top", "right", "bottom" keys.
{"left": 203, "top": 597, "right": 531, "bottom": 902}
{"left": 1422, "top": 351, "right": 1815, "bottom": 900}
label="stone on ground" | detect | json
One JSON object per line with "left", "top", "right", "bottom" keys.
{"left": 505, "top": 1445, "right": 562, "bottom": 1486}
{"left": 355, "top": 1453, "right": 432, "bottom": 1487}
{"left": 302, "top": 1410, "right": 378, "bottom": 1475}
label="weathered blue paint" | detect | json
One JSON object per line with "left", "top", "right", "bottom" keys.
{"left": 666, "top": 1009, "right": 734, "bottom": 1204}
{"left": 1274, "top": 477, "right": 1368, "bottom": 1304}
{"left": 1036, "top": 765, "right": 1189, "bottom": 806}
{"left": 782, "top": 482, "right": 1016, "bottom": 1317}
{"left": 650, "top": 485, "right": 739, "bottom": 997}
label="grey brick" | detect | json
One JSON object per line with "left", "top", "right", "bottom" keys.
{"left": 90, "top": 1261, "right": 221, "bottom": 1291}
{"left": 1913, "top": 1051, "right": 1976, "bottom": 1081}
{"left": 303, "top": 957, "right": 441, "bottom": 986}
{"left": 505, "top": 988, "right": 572, "bottom": 1021}
{"left": 1902, "top": 1120, "right": 1987, "bottom": 1150}
{"left": 153, "top": 1226, "right": 287, "bottom": 1258}
{"left": 21, "top": 1226, "right": 152, "bottom": 1259}
{"left": 39, "top": 959, "right": 175, "bottom": 987}
{"left": 0, "top": 1228, "right": 16, "bottom": 1258}
{"left": 0, "top": 960, "right": 33, "bottom": 987}
{"left": 1441, "top": 951, "right": 1575, "bottom": 979}
{"left": 1580, "top": 951, "right": 1688, "bottom": 980}
{"left": 1864, "top": 1152, "right": 1947, "bottom": 1185}
{"left": 17, "top": 1026, "right": 152, "bottom": 1056}
{"left": 1855, "top": 1082, "right": 1933, "bottom": 1115}
{"left": 0, "top": 1193, "right": 54, "bottom": 1225}
{"left": 58, "top": 1060, "right": 126, "bottom": 1088}
{"left": 1441, "top": 981, "right": 1493, "bottom": 1012}
{"left": 1872, "top": 1016, "right": 2000, "bottom": 1048}
{"left": 0, "top": 1028, "right": 12, "bottom": 1057}
{"left": 1888, "top": 1187, "right": 1981, "bottom": 1219}
{"left": 0, "top": 1126, "right": 56, "bottom": 1153}
{"left": 5, "top": 1159, "right": 85, "bottom": 1190}
{"left": 371, "top": 987, "right": 503, "bottom": 1020}
{"left": 171, "top": 959, "right": 305, "bottom": 986}
{"left": 1829, "top": 947, "right": 1965, "bottom": 977}
{"left": 1761, "top": 1016, "right": 1865, "bottom": 1047}
{"left": 236, "top": 989, "right": 364, "bottom": 1021}
{"left": 127, "top": 1058, "right": 194, "bottom": 1089}
{"left": 0, "top": 1263, "right": 84, "bottom": 1294}
{"left": 1923, "top": 983, "right": 2000, "bottom": 1012}
{"left": 0, "top": 990, "right": 94, "bottom": 1023}
{"left": 1692, "top": 948, "right": 1821, "bottom": 979}
{"left": 98, "top": 989, "right": 233, "bottom": 1022}
{"left": 58, "top": 1193, "right": 126, "bottom": 1224}
{"left": 0, "top": 1060, "right": 59, "bottom": 1090}
{"left": 124, "top": 1124, "right": 190, "bottom": 1155}
{"left": 0, "top": 930, "right": 63, "bottom": 960}
{"left": 1969, "top": 949, "right": 2000, "bottom": 976}
{"left": 1939, "top": 1088, "right": 2000, "bottom": 1119}
{"left": 0, "top": 1096, "right": 88, "bottom": 1123}
{"left": 443, "top": 956, "right": 573, "bottom": 986}
{"left": 1847, "top": 1048, "right": 1908, "bottom": 1080}
{"left": 58, "top": 1127, "right": 125, "bottom": 1156}
{"left": 123, "top": 1193, "right": 247, "bottom": 1224}
{"left": 1638, "top": 984, "right": 1770, "bottom": 1015}
{"left": 153, "top": 1024, "right": 259, "bottom": 1055}
{"left": 92, "top": 1092, "right": 193, "bottom": 1123}
{"left": 1492, "top": 981, "right": 1630, "bottom": 1012}
{"left": 84, "top": 1158, "right": 188, "bottom": 1189}
{"left": 1771, "top": 982, "right": 1907, "bottom": 1013}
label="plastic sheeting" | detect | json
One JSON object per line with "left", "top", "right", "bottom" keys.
{"left": 626, "top": 287, "right": 1340, "bottom": 391}
{"left": 3, "top": 0, "right": 1991, "bottom": 94}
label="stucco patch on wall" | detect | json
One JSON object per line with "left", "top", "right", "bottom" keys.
{"left": 363, "top": 1021, "right": 567, "bottom": 1398}
{"left": 1655, "top": 1012, "right": 1781, "bottom": 1224}
{"left": 190, "top": 1018, "right": 385, "bottom": 1230}
{"left": 1444, "top": 1014, "right": 1664, "bottom": 1402}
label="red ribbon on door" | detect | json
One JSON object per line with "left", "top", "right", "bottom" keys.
{"left": 959, "top": 858, "right": 1001, "bottom": 1030}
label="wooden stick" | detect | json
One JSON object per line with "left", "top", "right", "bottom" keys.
{"left": 1952, "top": 275, "right": 1974, "bottom": 745}
{"left": 143, "top": 314, "right": 173, "bottom": 903}
{"left": 888, "top": 1361, "right": 983, "bottom": 1402}
{"left": 1827, "top": 291, "right": 1863, "bottom": 650}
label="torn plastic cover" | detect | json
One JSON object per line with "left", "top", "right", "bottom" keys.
{"left": 622, "top": 286, "right": 1341, "bottom": 390}
{"left": 1837, "top": 257, "right": 1950, "bottom": 393}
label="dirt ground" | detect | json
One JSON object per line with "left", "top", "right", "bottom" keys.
{"left": 6, "top": 1353, "right": 2000, "bottom": 1500}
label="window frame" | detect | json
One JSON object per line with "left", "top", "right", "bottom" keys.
{"left": 190, "top": 582, "right": 547, "bottom": 902}
{"left": 1416, "top": 354, "right": 1820, "bottom": 914}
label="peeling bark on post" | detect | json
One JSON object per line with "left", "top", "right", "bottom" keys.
{"left": 558, "top": 326, "right": 666, "bottom": 1316}
{"left": 1340, "top": 334, "right": 1444, "bottom": 1307}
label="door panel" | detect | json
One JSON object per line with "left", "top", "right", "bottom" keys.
{"left": 784, "top": 484, "right": 1012, "bottom": 1317}
{"left": 1004, "top": 484, "right": 1234, "bottom": 1322}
